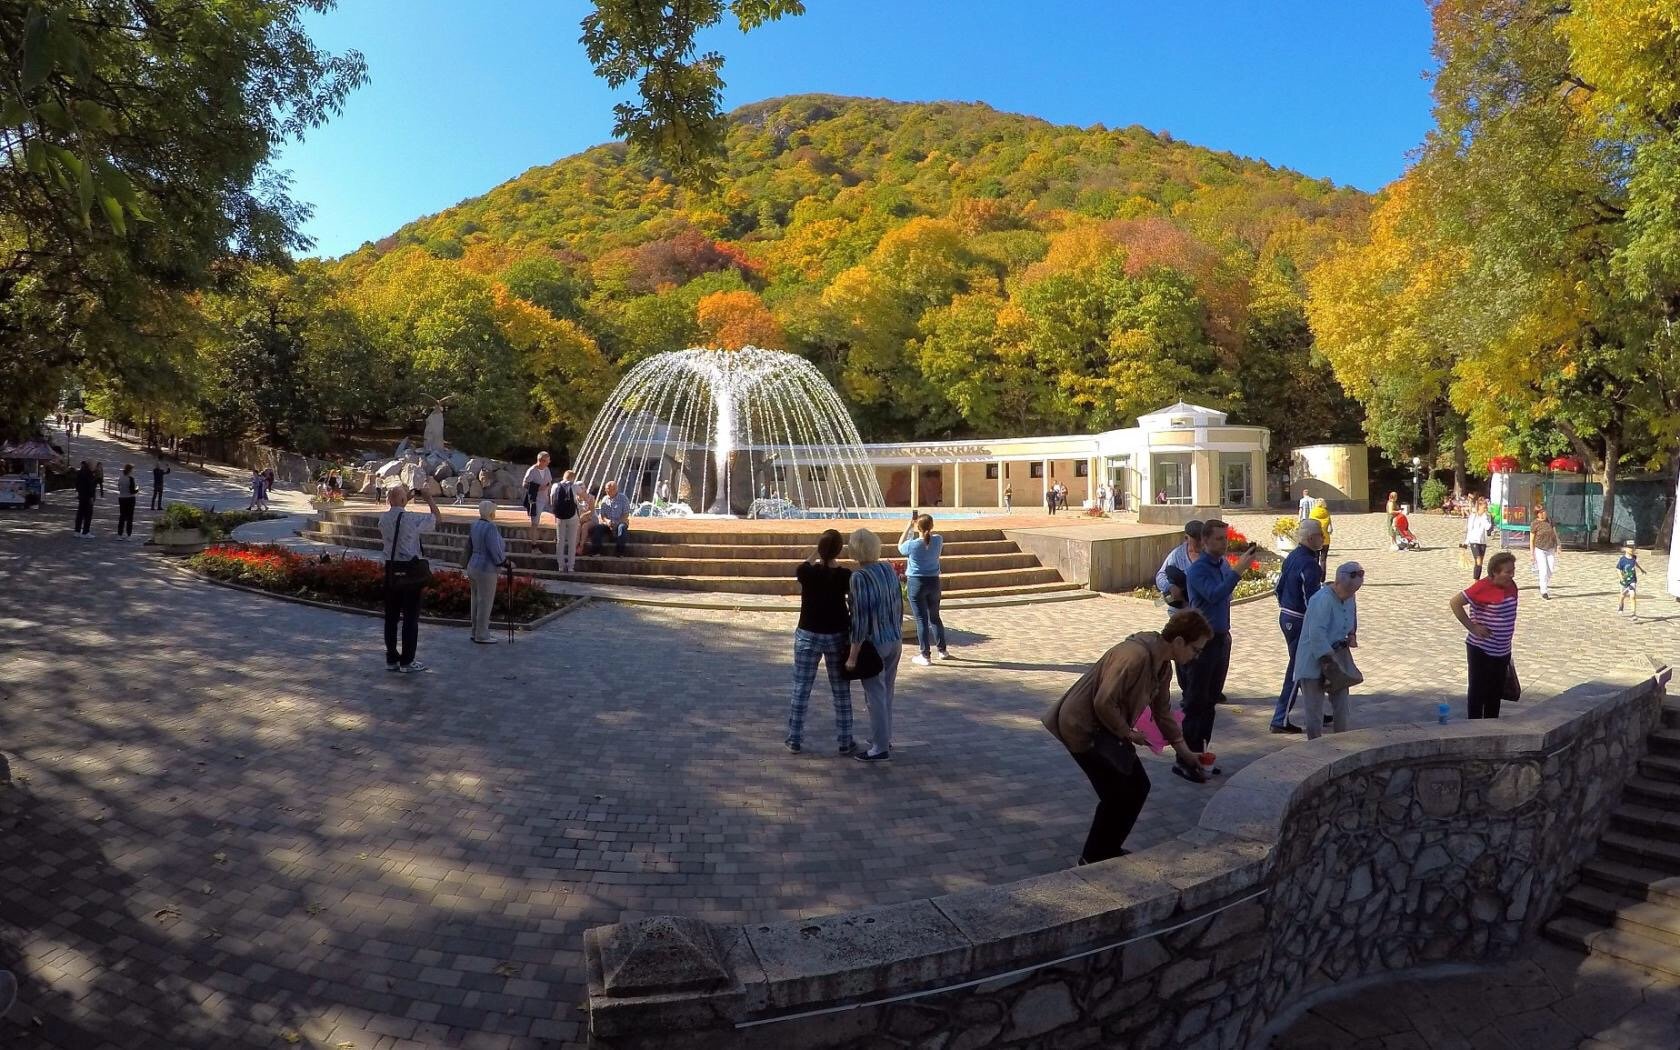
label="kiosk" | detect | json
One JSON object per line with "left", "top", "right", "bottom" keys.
{"left": 0, "top": 439, "right": 58, "bottom": 508}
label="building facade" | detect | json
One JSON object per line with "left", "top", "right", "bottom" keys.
{"left": 859, "top": 402, "right": 1270, "bottom": 511}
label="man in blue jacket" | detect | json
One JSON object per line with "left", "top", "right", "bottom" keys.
{"left": 1183, "top": 519, "right": 1250, "bottom": 762}
{"left": 1272, "top": 518, "right": 1325, "bottom": 734}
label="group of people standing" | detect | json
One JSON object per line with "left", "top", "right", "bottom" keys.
{"left": 68, "top": 460, "right": 153, "bottom": 539}
{"left": 1049, "top": 494, "right": 1546, "bottom": 863}
{"left": 784, "top": 512, "right": 954, "bottom": 763}
{"left": 521, "top": 452, "right": 632, "bottom": 566}
{"left": 1045, "top": 482, "right": 1069, "bottom": 514}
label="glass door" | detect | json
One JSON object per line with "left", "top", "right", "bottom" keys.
{"left": 1223, "top": 460, "right": 1249, "bottom": 506}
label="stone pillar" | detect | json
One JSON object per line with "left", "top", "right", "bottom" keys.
{"left": 910, "top": 465, "right": 920, "bottom": 509}
{"left": 953, "top": 462, "right": 963, "bottom": 508}
{"left": 1042, "top": 459, "right": 1051, "bottom": 509}
{"left": 997, "top": 463, "right": 1005, "bottom": 508}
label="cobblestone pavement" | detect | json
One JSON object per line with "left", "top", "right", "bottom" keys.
{"left": 1274, "top": 940, "right": 1680, "bottom": 1049}
{"left": 1, "top": 433, "right": 1677, "bottom": 1048}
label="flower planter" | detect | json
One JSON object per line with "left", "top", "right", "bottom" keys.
{"left": 151, "top": 526, "right": 209, "bottom": 554}
{"left": 901, "top": 616, "right": 920, "bottom": 643}
{"left": 1273, "top": 536, "right": 1296, "bottom": 556}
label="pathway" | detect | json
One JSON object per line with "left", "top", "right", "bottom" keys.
{"left": 1, "top": 432, "right": 1676, "bottom": 1049}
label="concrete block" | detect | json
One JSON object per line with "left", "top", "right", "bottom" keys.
{"left": 744, "top": 899, "right": 974, "bottom": 1011}
{"left": 933, "top": 867, "right": 1174, "bottom": 972}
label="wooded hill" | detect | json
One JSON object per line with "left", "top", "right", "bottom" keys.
{"left": 327, "top": 94, "right": 1370, "bottom": 457}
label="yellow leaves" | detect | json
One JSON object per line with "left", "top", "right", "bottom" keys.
{"left": 1558, "top": 1, "right": 1680, "bottom": 132}
{"left": 1022, "top": 223, "right": 1119, "bottom": 282}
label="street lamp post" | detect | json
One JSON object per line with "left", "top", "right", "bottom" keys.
{"left": 1411, "top": 455, "right": 1422, "bottom": 511}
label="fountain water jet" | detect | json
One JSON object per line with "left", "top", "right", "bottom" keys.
{"left": 571, "top": 346, "right": 885, "bottom": 516}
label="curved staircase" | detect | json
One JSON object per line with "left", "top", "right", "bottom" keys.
{"left": 1544, "top": 698, "right": 1680, "bottom": 976}
{"left": 300, "top": 507, "right": 1086, "bottom": 601}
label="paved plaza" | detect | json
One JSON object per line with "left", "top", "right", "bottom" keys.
{"left": 3, "top": 429, "right": 1680, "bottom": 1048}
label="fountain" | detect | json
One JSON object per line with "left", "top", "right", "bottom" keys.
{"left": 570, "top": 346, "right": 885, "bottom": 517}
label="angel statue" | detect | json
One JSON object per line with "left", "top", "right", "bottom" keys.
{"left": 422, "top": 395, "right": 457, "bottom": 453}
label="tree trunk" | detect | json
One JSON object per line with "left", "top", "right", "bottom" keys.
{"left": 1452, "top": 436, "right": 1468, "bottom": 497}
{"left": 1658, "top": 448, "right": 1680, "bottom": 552}
{"left": 1594, "top": 405, "right": 1626, "bottom": 547}
{"left": 1424, "top": 410, "right": 1439, "bottom": 485}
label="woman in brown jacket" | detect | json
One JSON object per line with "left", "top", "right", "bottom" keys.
{"left": 1043, "top": 609, "right": 1212, "bottom": 864}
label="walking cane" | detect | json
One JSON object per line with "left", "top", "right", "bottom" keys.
{"left": 505, "top": 560, "right": 515, "bottom": 644}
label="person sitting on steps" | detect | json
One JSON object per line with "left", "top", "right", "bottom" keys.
{"left": 587, "top": 480, "right": 631, "bottom": 556}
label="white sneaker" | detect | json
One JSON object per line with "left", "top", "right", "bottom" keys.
{"left": 936, "top": 649, "right": 952, "bottom": 661}
{"left": 911, "top": 654, "right": 932, "bottom": 666}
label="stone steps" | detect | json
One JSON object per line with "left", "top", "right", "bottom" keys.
{"left": 297, "top": 509, "right": 1075, "bottom": 598}
{"left": 1562, "top": 885, "right": 1680, "bottom": 948}
{"left": 1638, "top": 752, "right": 1680, "bottom": 784}
{"left": 533, "top": 572, "right": 1083, "bottom": 598}
{"left": 1543, "top": 916, "right": 1680, "bottom": 979}
{"left": 1578, "top": 857, "right": 1680, "bottom": 909}
{"left": 304, "top": 522, "right": 1021, "bottom": 560}
{"left": 1623, "top": 775, "right": 1680, "bottom": 809}
{"left": 1612, "top": 803, "right": 1680, "bottom": 845}
{"left": 1600, "top": 829, "right": 1680, "bottom": 873}
{"left": 1545, "top": 711, "right": 1680, "bottom": 979}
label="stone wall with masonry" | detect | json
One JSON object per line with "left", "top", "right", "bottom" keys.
{"left": 583, "top": 669, "right": 1665, "bottom": 1049}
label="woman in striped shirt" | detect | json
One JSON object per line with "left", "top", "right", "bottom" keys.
{"left": 846, "top": 528, "right": 905, "bottom": 762}
{"left": 1449, "top": 550, "right": 1518, "bottom": 719}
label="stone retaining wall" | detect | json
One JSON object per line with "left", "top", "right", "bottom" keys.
{"left": 582, "top": 670, "right": 1665, "bottom": 1049}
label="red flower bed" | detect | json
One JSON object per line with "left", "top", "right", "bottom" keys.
{"left": 189, "top": 544, "right": 562, "bottom": 622}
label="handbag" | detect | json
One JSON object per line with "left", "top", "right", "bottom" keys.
{"left": 841, "top": 640, "right": 884, "bottom": 681}
{"left": 1504, "top": 659, "right": 1522, "bottom": 703}
{"left": 1320, "top": 643, "right": 1364, "bottom": 692}
{"left": 385, "top": 510, "right": 433, "bottom": 588}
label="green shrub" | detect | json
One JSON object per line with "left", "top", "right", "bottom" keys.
{"left": 157, "top": 503, "right": 210, "bottom": 532}
{"left": 1421, "top": 478, "right": 1448, "bottom": 510}
{"left": 157, "top": 502, "right": 280, "bottom": 537}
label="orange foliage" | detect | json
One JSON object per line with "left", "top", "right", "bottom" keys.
{"left": 696, "top": 290, "right": 785, "bottom": 350}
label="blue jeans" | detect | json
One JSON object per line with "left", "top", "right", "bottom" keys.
{"left": 906, "top": 575, "right": 946, "bottom": 656}
{"left": 1273, "top": 613, "right": 1302, "bottom": 728}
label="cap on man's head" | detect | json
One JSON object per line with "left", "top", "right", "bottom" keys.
{"left": 1336, "top": 561, "right": 1365, "bottom": 581}
{"left": 1624, "top": 541, "right": 1637, "bottom": 551}
{"left": 1184, "top": 519, "right": 1204, "bottom": 540}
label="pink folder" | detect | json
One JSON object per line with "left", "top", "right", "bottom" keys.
{"left": 1133, "top": 707, "right": 1185, "bottom": 754}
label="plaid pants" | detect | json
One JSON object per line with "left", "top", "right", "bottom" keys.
{"left": 787, "top": 629, "right": 853, "bottom": 748}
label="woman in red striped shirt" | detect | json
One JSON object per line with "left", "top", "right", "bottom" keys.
{"left": 1449, "top": 550, "right": 1519, "bottom": 719}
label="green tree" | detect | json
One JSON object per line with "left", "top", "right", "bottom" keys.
{"left": 580, "top": 0, "right": 805, "bottom": 184}
{"left": 0, "top": 0, "right": 366, "bottom": 433}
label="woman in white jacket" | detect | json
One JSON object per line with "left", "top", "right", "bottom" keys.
{"left": 1464, "top": 497, "right": 1494, "bottom": 581}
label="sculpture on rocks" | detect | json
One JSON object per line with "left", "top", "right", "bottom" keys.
{"left": 423, "top": 395, "right": 455, "bottom": 454}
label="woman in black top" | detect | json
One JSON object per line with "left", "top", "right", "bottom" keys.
{"left": 785, "top": 529, "right": 857, "bottom": 755}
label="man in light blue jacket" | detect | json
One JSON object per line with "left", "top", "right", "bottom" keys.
{"left": 1154, "top": 520, "right": 1204, "bottom": 609}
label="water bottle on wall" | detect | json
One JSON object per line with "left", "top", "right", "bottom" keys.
{"left": 1437, "top": 702, "right": 1451, "bottom": 725}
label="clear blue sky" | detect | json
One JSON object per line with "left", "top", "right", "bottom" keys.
{"left": 279, "top": 1, "right": 1437, "bottom": 258}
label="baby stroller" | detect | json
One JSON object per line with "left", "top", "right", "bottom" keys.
{"left": 1393, "top": 507, "right": 1421, "bottom": 551}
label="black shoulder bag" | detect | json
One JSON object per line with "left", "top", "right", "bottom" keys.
{"left": 385, "top": 510, "right": 433, "bottom": 588}
{"left": 841, "top": 641, "right": 884, "bottom": 681}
